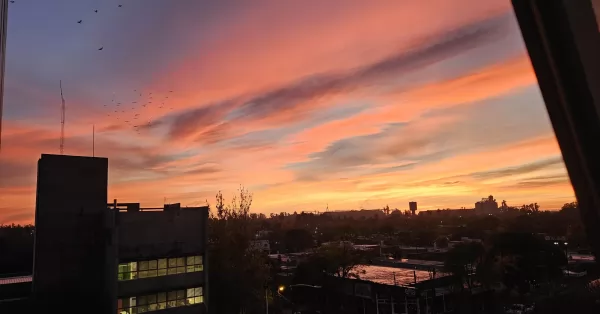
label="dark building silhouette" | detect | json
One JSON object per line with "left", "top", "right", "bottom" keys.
{"left": 33, "top": 154, "right": 110, "bottom": 312}
{"left": 409, "top": 201, "right": 418, "bottom": 215}
{"left": 475, "top": 195, "right": 499, "bottom": 214}
{"left": 32, "top": 154, "right": 208, "bottom": 313}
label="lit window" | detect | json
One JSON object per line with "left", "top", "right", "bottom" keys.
{"left": 117, "top": 262, "right": 138, "bottom": 281}
{"left": 117, "top": 255, "right": 203, "bottom": 281}
{"left": 118, "top": 287, "right": 203, "bottom": 313}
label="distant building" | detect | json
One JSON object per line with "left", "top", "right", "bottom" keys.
{"left": 475, "top": 195, "right": 499, "bottom": 214}
{"left": 249, "top": 240, "right": 271, "bottom": 253}
{"left": 32, "top": 154, "right": 208, "bottom": 313}
{"left": 322, "top": 209, "right": 384, "bottom": 220}
{"left": 255, "top": 230, "right": 272, "bottom": 239}
{"left": 448, "top": 237, "right": 483, "bottom": 249}
{"left": 418, "top": 208, "right": 474, "bottom": 216}
{"left": 409, "top": 202, "right": 418, "bottom": 215}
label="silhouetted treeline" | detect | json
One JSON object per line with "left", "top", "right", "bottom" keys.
{"left": 0, "top": 224, "right": 34, "bottom": 276}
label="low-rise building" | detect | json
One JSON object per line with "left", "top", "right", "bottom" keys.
{"left": 31, "top": 154, "right": 209, "bottom": 313}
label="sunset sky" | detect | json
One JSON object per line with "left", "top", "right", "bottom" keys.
{"left": 0, "top": 0, "right": 576, "bottom": 224}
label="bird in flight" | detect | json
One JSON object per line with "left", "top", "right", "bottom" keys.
{"left": 118, "top": 5, "right": 122, "bottom": 7}
{"left": 9, "top": 1, "right": 14, "bottom": 3}
{"left": 77, "top": 20, "right": 82, "bottom": 24}
{"left": 94, "top": 10, "right": 98, "bottom": 13}
{"left": 98, "top": 47, "right": 104, "bottom": 51}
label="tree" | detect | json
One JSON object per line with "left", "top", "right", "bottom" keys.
{"left": 283, "top": 228, "right": 314, "bottom": 252}
{"left": 435, "top": 236, "right": 449, "bottom": 249}
{"left": 208, "top": 186, "right": 271, "bottom": 314}
{"left": 444, "top": 242, "right": 485, "bottom": 291}
{"left": 485, "top": 232, "right": 567, "bottom": 295}
{"left": 296, "top": 244, "right": 366, "bottom": 284}
{"left": 0, "top": 224, "right": 34, "bottom": 275}
{"left": 560, "top": 202, "right": 579, "bottom": 216}
{"left": 382, "top": 205, "right": 390, "bottom": 215}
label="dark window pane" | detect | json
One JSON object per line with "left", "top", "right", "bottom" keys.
{"left": 157, "top": 293, "right": 166, "bottom": 303}
{"left": 176, "top": 290, "right": 185, "bottom": 300}
{"left": 137, "top": 296, "right": 147, "bottom": 305}
{"left": 167, "top": 291, "right": 177, "bottom": 301}
{"left": 167, "top": 301, "right": 176, "bottom": 308}
{"left": 147, "top": 294, "right": 156, "bottom": 304}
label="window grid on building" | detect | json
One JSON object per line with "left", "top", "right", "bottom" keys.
{"left": 117, "top": 287, "right": 203, "bottom": 314}
{"left": 118, "top": 255, "right": 203, "bottom": 281}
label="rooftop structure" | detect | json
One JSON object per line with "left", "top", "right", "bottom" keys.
{"left": 30, "top": 154, "right": 208, "bottom": 313}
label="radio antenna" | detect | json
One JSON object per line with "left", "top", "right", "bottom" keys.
{"left": 59, "top": 80, "right": 66, "bottom": 154}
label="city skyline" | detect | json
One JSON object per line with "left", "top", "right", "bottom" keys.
{"left": 0, "top": 0, "right": 575, "bottom": 224}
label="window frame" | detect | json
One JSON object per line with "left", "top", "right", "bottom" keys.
{"left": 512, "top": 0, "right": 600, "bottom": 257}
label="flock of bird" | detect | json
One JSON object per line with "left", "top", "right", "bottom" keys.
{"left": 105, "top": 91, "right": 176, "bottom": 135}
{"left": 9, "top": 1, "right": 179, "bottom": 136}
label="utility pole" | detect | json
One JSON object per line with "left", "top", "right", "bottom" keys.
{"left": 0, "top": 0, "right": 9, "bottom": 152}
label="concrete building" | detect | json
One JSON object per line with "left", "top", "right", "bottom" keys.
{"left": 249, "top": 240, "right": 270, "bottom": 253}
{"left": 33, "top": 154, "right": 208, "bottom": 313}
{"left": 409, "top": 202, "right": 418, "bottom": 215}
{"left": 475, "top": 195, "right": 499, "bottom": 214}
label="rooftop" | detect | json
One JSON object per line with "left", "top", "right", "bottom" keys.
{"left": 0, "top": 275, "right": 32, "bottom": 286}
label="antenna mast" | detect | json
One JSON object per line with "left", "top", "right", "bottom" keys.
{"left": 59, "top": 80, "right": 65, "bottom": 154}
{"left": 0, "top": 0, "right": 8, "bottom": 152}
